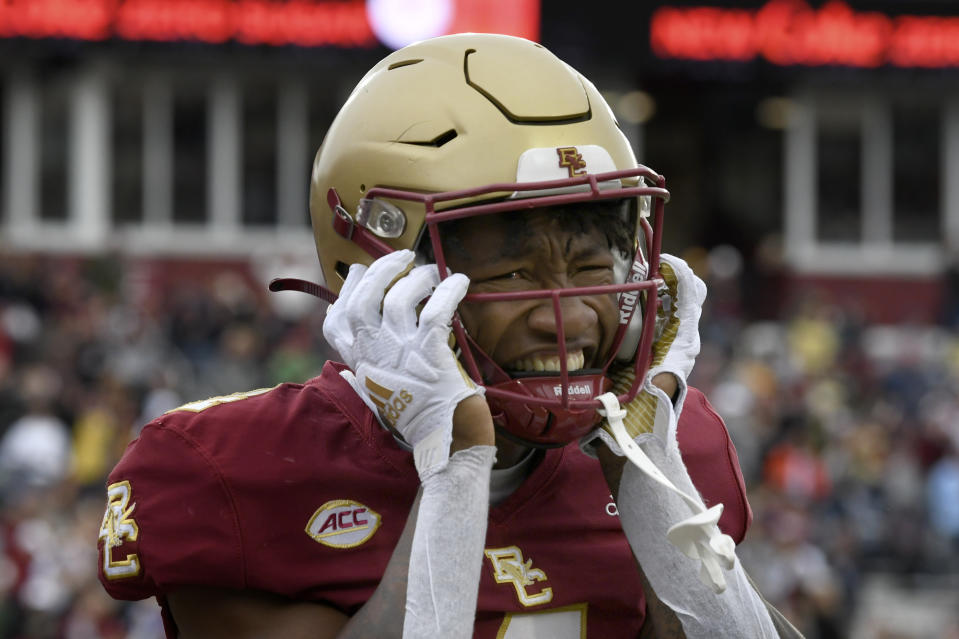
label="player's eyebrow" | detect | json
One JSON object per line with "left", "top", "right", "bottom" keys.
{"left": 485, "top": 224, "right": 531, "bottom": 261}
{"left": 566, "top": 241, "right": 613, "bottom": 262}
{"left": 495, "top": 232, "right": 610, "bottom": 264}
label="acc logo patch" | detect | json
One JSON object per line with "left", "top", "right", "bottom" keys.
{"left": 306, "top": 500, "right": 381, "bottom": 549}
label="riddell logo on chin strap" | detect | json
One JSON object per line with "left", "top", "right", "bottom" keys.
{"left": 552, "top": 383, "right": 592, "bottom": 397}
{"left": 556, "top": 147, "right": 587, "bottom": 177}
{"left": 364, "top": 377, "right": 412, "bottom": 426}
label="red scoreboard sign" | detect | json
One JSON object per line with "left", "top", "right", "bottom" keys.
{"left": 651, "top": 0, "right": 959, "bottom": 68}
{"left": 0, "top": 0, "right": 539, "bottom": 49}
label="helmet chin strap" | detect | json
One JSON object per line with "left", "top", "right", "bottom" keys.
{"left": 595, "top": 392, "right": 737, "bottom": 593}
{"left": 268, "top": 277, "right": 338, "bottom": 304}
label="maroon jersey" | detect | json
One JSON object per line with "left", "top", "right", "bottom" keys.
{"left": 97, "top": 361, "right": 750, "bottom": 637}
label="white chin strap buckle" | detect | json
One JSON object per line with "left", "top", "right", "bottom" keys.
{"left": 596, "top": 392, "right": 736, "bottom": 593}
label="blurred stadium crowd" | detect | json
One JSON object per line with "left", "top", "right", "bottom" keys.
{"left": 0, "top": 246, "right": 957, "bottom": 638}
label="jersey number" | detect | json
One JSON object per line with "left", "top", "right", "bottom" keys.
{"left": 496, "top": 603, "right": 588, "bottom": 639}
{"left": 98, "top": 480, "right": 141, "bottom": 580}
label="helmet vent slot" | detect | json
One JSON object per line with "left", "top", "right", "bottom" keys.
{"left": 395, "top": 128, "right": 458, "bottom": 147}
{"left": 387, "top": 59, "right": 423, "bottom": 70}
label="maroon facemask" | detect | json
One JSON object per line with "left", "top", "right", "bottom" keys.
{"left": 272, "top": 166, "right": 670, "bottom": 448}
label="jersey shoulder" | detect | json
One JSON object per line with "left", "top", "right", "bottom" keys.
{"left": 678, "top": 387, "right": 753, "bottom": 543}
{"left": 97, "top": 361, "right": 386, "bottom": 601}
{"left": 145, "top": 360, "right": 376, "bottom": 460}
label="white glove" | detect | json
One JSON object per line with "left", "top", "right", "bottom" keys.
{"left": 322, "top": 250, "right": 483, "bottom": 477}
{"left": 648, "top": 252, "right": 707, "bottom": 390}
{"left": 583, "top": 252, "right": 707, "bottom": 454}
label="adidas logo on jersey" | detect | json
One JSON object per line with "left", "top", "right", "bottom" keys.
{"left": 364, "top": 377, "right": 413, "bottom": 426}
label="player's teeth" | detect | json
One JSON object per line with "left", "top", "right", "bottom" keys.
{"left": 573, "top": 351, "right": 584, "bottom": 369}
{"left": 512, "top": 351, "right": 585, "bottom": 372}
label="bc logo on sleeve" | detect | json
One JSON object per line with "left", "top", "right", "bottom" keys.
{"left": 98, "top": 480, "right": 141, "bottom": 580}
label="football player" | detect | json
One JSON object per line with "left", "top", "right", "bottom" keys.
{"left": 98, "top": 34, "right": 800, "bottom": 637}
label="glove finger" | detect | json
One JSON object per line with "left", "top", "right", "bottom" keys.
{"left": 322, "top": 263, "right": 367, "bottom": 354}
{"left": 336, "top": 263, "right": 369, "bottom": 307}
{"left": 325, "top": 263, "right": 366, "bottom": 323}
{"left": 658, "top": 257, "right": 679, "bottom": 296}
{"left": 418, "top": 273, "right": 469, "bottom": 329}
{"left": 382, "top": 265, "right": 441, "bottom": 333}
{"left": 345, "top": 249, "right": 415, "bottom": 327}
{"left": 655, "top": 259, "right": 678, "bottom": 325}
{"left": 652, "top": 255, "right": 705, "bottom": 368}
{"left": 659, "top": 254, "right": 706, "bottom": 309}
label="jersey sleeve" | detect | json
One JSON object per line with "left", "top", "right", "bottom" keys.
{"left": 677, "top": 387, "right": 753, "bottom": 544}
{"left": 97, "top": 418, "right": 245, "bottom": 600}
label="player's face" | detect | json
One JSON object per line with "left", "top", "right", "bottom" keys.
{"left": 444, "top": 210, "right": 622, "bottom": 374}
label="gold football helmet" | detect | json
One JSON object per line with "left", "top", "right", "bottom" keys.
{"left": 293, "top": 33, "right": 670, "bottom": 447}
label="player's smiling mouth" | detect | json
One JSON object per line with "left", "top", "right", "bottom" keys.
{"left": 507, "top": 350, "right": 586, "bottom": 373}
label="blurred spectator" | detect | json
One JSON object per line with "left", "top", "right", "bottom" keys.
{"left": 926, "top": 443, "right": 959, "bottom": 553}
{"left": 740, "top": 494, "right": 843, "bottom": 638}
{"left": 763, "top": 416, "right": 832, "bottom": 503}
{"left": 0, "top": 365, "right": 70, "bottom": 492}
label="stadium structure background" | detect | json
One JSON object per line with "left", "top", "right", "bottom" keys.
{"left": 0, "top": 1, "right": 957, "bottom": 638}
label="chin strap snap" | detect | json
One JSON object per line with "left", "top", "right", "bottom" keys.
{"left": 595, "top": 392, "right": 736, "bottom": 593}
